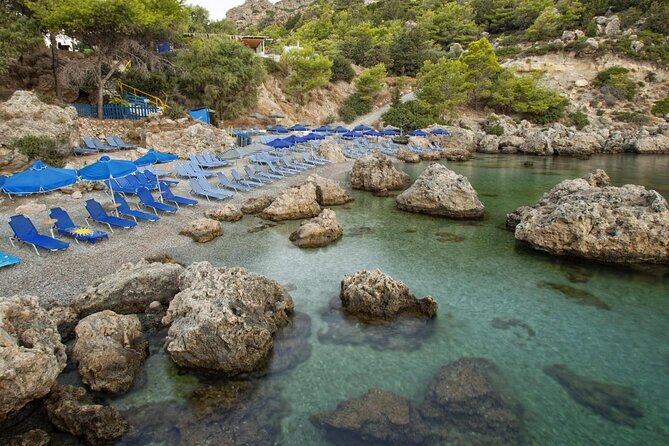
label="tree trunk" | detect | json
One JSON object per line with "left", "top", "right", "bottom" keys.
{"left": 96, "top": 54, "right": 104, "bottom": 120}
{"left": 49, "top": 33, "right": 63, "bottom": 103}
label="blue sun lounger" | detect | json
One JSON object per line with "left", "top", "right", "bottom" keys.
{"left": 85, "top": 199, "right": 137, "bottom": 232}
{"left": 243, "top": 166, "right": 271, "bottom": 184}
{"left": 8, "top": 215, "right": 69, "bottom": 255}
{"left": 49, "top": 207, "right": 109, "bottom": 244}
{"left": 161, "top": 187, "right": 198, "bottom": 208}
{"left": 231, "top": 169, "right": 263, "bottom": 188}
{"left": 0, "top": 251, "right": 20, "bottom": 268}
{"left": 188, "top": 178, "right": 234, "bottom": 201}
{"left": 218, "top": 173, "right": 251, "bottom": 192}
{"left": 110, "top": 136, "right": 137, "bottom": 149}
{"left": 114, "top": 194, "right": 160, "bottom": 222}
{"left": 250, "top": 164, "right": 282, "bottom": 180}
{"left": 137, "top": 187, "right": 178, "bottom": 214}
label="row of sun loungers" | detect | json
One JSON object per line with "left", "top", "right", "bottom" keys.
{"left": 74, "top": 136, "right": 137, "bottom": 155}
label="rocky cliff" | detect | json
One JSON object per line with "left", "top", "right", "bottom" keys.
{"left": 227, "top": 0, "right": 316, "bottom": 29}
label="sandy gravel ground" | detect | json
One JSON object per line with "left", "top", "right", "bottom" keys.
{"left": 0, "top": 160, "right": 354, "bottom": 303}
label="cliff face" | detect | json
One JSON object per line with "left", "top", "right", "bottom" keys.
{"left": 226, "top": 0, "right": 316, "bottom": 30}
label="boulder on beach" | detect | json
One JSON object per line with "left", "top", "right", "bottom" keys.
{"left": 179, "top": 218, "right": 222, "bottom": 243}
{"left": 419, "top": 151, "right": 442, "bottom": 161}
{"left": 340, "top": 270, "right": 437, "bottom": 322}
{"left": 289, "top": 209, "right": 343, "bottom": 248}
{"left": 71, "top": 259, "right": 184, "bottom": 317}
{"left": 440, "top": 147, "right": 473, "bottom": 161}
{"left": 162, "top": 262, "right": 294, "bottom": 374}
{"left": 241, "top": 194, "right": 274, "bottom": 214}
{"left": 262, "top": 182, "right": 321, "bottom": 221}
{"left": 396, "top": 147, "right": 421, "bottom": 163}
{"left": 512, "top": 169, "right": 669, "bottom": 264}
{"left": 0, "top": 296, "right": 67, "bottom": 421}
{"left": 305, "top": 174, "right": 353, "bottom": 206}
{"left": 316, "top": 140, "right": 347, "bottom": 163}
{"left": 44, "top": 385, "right": 129, "bottom": 445}
{"left": 73, "top": 310, "right": 148, "bottom": 394}
{"left": 350, "top": 152, "right": 410, "bottom": 192}
{"left": 205, "top": 204, "right": 243, "bottom": 222}
{"left": 396, "top": 163, "right": 485, "bottom": 219}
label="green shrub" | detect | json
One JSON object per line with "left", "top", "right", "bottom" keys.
{"left": 483, "top": 116, "right": 505, "bottom": 136}
{"left": 651, "top": 98, "right": 669, "bottom": 116}
{"left": 614, "top": 31, "right": 669, "bottom": 65}
{"left": 339, "top": 94, "right": 372, "bottom": 123}
{"left": 613, "top": 111, "right": 652, "bottom": 125}
{"left": 569, "top": 111, "right": 590, "bottom": 129}
{"left": 13, "top": 136, "right": 66, "bottom": 167}
{"left": 163, "top": 102, "right": 187, "bottom": 119}
{"left": 645, "top": 71, "right": 658, "bottom": 83}
{"left": 330, "top": 55, "right": 355, "bottom": 83}
{"left": 495, "top": 46, "right": 523, "bottom": 60}
{"left": 381, "top": 99, "right": 438, "bottom": 130}
{"left": 594, "top": 66, "right": 637, "bottom": 101}
{"left": 263, "top": 57, "right": 280, "bottom": 74}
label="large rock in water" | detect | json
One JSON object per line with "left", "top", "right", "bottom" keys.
{"left": 0, "top": 295, "right": 67, "bottom": 421}
{"left": 72, "top": 310, "right": 148, "bottom": 394}
{"left": 350, "top": 152, "right": 410, "bottom": 192}
{"left": 289, "top": 208, "right": 343, "bottom": 248}
{"left": 162, "top": 262, "right": 294, "bottom": 374}
{"left": 179, "top": 217, "right": 223, "bottom": 243}
{"left": 340, "top": 270, "right": 437, "bottom": 322}
{"left": 512, "top": 170, "right": 669, "bottom": 264}
{"left": 71, "top": 260, "right": 184, "bottom": 317}
{"left": 44, "top": 385, "right": 129, "bottom": 445}
{"left": 396, "top": 163, "right": 485, "bottom": 219}
{"left": 262, "top": 182, "right": 321, "bottom": 221}
{"left": 0, "top": 91, "right": 78, "bottom": 172}
{"left": 304, "top": 174, "right": 353, "bottom": 206}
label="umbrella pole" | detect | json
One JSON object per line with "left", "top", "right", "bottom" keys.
{"left": 156, "top": 168, "right": 163, "bottom": 203}
{"left": 109, "top": 178, "right": 118, "bottom": 217}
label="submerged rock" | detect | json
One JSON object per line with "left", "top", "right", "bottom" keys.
{"left": 512, "top": 170, "right": 669, "bottom": 264}
{"left": 179, "top": 218, "right": 223, "bottom": 243}
{"left": 205, "top": 204, "right": 243, "bottom": 222}
{"left": 262, "top": 182, "right": 321, "bottom": 221}
{"left": 73, "top": 310, "right": 148, "bottom": 394}
{"left": 0, "top": 296, "right": 67, "bottom": 421}
{"left": 72, "top": 260, "right": 184, "bottom": 317}
{"left": 0, "top": 429, "right": 50, "bottom": 446}
{"left": 490, "top": 318, "right": 536, "bottom": 337}
{"left": 241, "top": 194, "right": 274, "bottom": 214}
{"left": 268, "top": 311, "right": 312, "bottom": 374}
{"left": 396, "top": 163, "right": 484, "bottom": 219}
{"left": 538, "top": 281, "right": 610, "bottom": 310}
{"left": 305, "top": 174, "right": 353, "bottom": 206}
{"left": 162, "top": 262, "right": 294, "bottom": 374}
{"left": 350, "top": 152, "right": 410, "bottom": 192}
{"left": 289, "top": 208, "right": 343, "bottom": 248}
{"left": 44, "top": 385, "right": 129, "bottom": 445}
{"left": 544, "top": 364, "right": 643, "bottom": 426}
{"left": 340, "top": 270, "right": 437, "bottom": 322}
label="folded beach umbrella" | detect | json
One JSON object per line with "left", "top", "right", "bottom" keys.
{"left": 409, "top": 129, "right": 429, "bottom": 137}
{"left": 286, "top": 135, "right": 308, "bottom": 144}
{"left": 288, "top": 124, "right": 308, "bottom": 131}
{"left": 431, "top": 128, "right": 450, "bottom": 135}
{"left": 134, "top": 148, "right": 179, "bottom": 200}
{"left": 333, "top": 126, "right": 350, "bottom": 134}
{"left": 2, "top": 160, "right": 77, "bottom": 196}
{"left": 353, "top": 125, "right": 373, "bottom": 132}
{"left": 78, "top": 156, "right": 137, "bottom": 209}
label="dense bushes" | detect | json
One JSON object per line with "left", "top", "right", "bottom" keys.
{"left": 651, "top": 98, "right": 669, "bottom": 117}
{"left": 569, "top": 111, "right": 590, "bottom": 129}
{"left": 594, "top": 66, "right": 637, "bottom": 101}
{"left": 339, "top": 64, "right": 387, "bottom": 122}
{"left": 282, "top": 48, "right": 333, "bottom": 100}
{"left": 330, "top": 55, "right": 355, "bottom": 83}
{"left": 381, "top": 100, "right": 437, "bottom": 131}
{"left": 13, "top": 136, "right": 66, "bottom": 167}
{"left": 339, "top": 95, "right": 373, "bottom": 123}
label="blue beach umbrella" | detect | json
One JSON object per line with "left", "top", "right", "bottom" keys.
{"left": 381, "top": 129, "right": 399, "bottom": 136}
{"left": 78, "top": 156, "right": 137, "bottom": 209}
{"left": 313, "top": 126, "right": 331, "bottom": 133}
{"left": 431, "top": 128, "right": 450, "bottom": 135}
{"left": 265, "top": 139, "right": 293, "bottom": 149}
{"left": 342, "top": 131, "right": 364, "bottom": 139}
{"left": 353, "top": 124, "right": 373, "bottom": 132}
{"left": 363, "top": 130, "right": 382, "bottom": 137}
{"left": 409, "top": 129, "right": 429, "bottom": 137}
{"left": 288, "top": 124, "right": 308, "bottom": 131}
{"left": 267, "top": 125, "right": 289, "bottom": 134}
{"left": 134, "top": 148, "right": 179, "bottom": 201}
{"left": 2, "top": 160, "right": 77, "bottom": 196}
{"left": 333, "top": 126, "right": 349, "bottom": 134}
{"left": 303, "top": 133, "right": 326, "bottom": 141}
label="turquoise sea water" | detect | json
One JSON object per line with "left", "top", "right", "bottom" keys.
{"left": 109, "top": 154, "right": 669, "bottom": 445}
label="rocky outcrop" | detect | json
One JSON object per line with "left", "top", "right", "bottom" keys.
{"left": 305, "top": 174, "right": 353, "bottom": 206}
{"left": 241, "top": 194, "right": 275, "bottom": 214}
{"left": 340, "top": 270, "right": 437, "bottom": 322}
{"left": 143, "top": 120, "right": 231, "bottom": 159}
{"left": 440, "top": 147, "right": 473, "bottom": 161}
{"left": 315, "top": 140, "right": 347, "bottom": 163}
{"left": 630, "top": 133, "right": 669, "bottom": 154}
{"left": 396, "top": 163, "right": 485, "bottom": 219}
{"left": 179, "top": 218, "right": 223, "bottom": 243}
{"left": 73, "top": 311, "right": 148, "bottom": 394}
{"left": 227, "top": 0, "right": 317, "bottom": 30}
{"left": 44, "top": 385, "right": 129, "bottom": 445}
{"left": 0, "top": 295, "right": 66, "bottom": 421}
{"left": 289, "top": 209, "right": 343, "bottom": 248}
{"left": 0, "top": 430, "right": 50, "bottom": 446}
{"left": 479, "top": 134, "right": 500, "bottom": 153}
{"left": 512, "top": 170, "right": 669, "bottom": 264}
{"left": 71, "top": 260, "right": 184, "bottom": 317}
{"left": 162, "top": 262, "right": 294, "bottom": 374}
{"left": 262, "top": 182, "right": 321, "bottom": 221}
{"left": 350, "top": 152, "right": 410, "bottom": 192}
{"left": 0, "top": 91, "right": 78, "bottom": 172}
{"left": 205, "top": 204, "right": 244, "bottom": 222}
{"left": 431, "top": 126, "right": 477, "bottom": 152}
{"left": 396, "top": 147, "right": 421, "bottom": 163}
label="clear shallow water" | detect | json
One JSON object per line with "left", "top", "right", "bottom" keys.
{"left": 112, "top": 155, "right": 668, "bottom": 445}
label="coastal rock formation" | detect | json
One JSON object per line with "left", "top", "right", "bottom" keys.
{"left": 72, "top": 260, "right": 184, "bottom": 317}
{"left": 350, "top": 152, "right": 410, "bottom": 192}
{"left": 340, "top": 270, "right": 437, "bottom": 322}
{"left": 0, "top": 430, "right": 50, "bottom": 446}
{"left": 432, "top": 126, "right": 477, "bottom": 152}
{"left": 419, "top": 151, "right": 442, "bottom": 161}
{"left": 179, "top": 218, "right": 222, "bottom": 243}
{"left": 227, "top": 0, "right": 316, "bottom": 29}
{"left": 544, "top": 364, "right": 643, "bottom": 426}
{"left": 205, "top": 204, "right": 243, "bottom": 222}
{"left": 241, "top": 194, "right": 274, "bottom": 214}
{"left": 631, "top": 133, "right": 669, "bottom": 154}
{"left": 162, "top": 262, "right": 294, "bottom": 374}
{"left": 143, "top": 120, "right": 231, "bottom": 159}
{"left": 512, "top": 170, "right": 669, "bottom": 263}
{"left": 396, "top": 163, "right": 485, "bottom": 219}
{"left": 0, "top": 296, "right": 66, "bottom": 421}
{"left": 479, "top": 134, "right": 500, "bottom": 153}
{"left": 44, "top": 385, "right": 129, "bottom": 445}
{"left": 305, "top": 174, "right": 353, "bottom": 206}
{"left": 0, "top": 91, "right": 78, "bottom": 172}
{"left": 396, "top": 147, "right": 421, "bottom": 163}
{"left": 73, "top": 310, "right": 148, "bottom": 394}
{"left": 289, "top": 209, "right": 343, "bottom": 248}
{"left": 316, "top": 140, "right": 347, "bottom": 163}
{"left": 440, "top": 147, "right": 473, "bottom": 161}
{"left": 262, "top": 182, "right": 321, "bottom": 221}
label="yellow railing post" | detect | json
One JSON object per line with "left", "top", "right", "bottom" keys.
{"left": 117, "top": 82, "right": 169, "bottom": 109}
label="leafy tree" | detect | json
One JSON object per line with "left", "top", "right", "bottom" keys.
{"left": 354, "top": 63, "right": 386, "bottom": 101}
{"left": 330, "top": 55, "right": 355, "bottom": 83}
{"left": 416, "top": 58, "right": 473, "bottom": 118}
{"left": 388, "top": 27, "right": 443, "bottom": 77}
{"left": 186, "top": 4, "right": 210, "bottom": 33}
{"left": 339, "top": 94, "right": 372, "bottom": 123}
{"left": 419, "top": 2, "right": 480, "bottom": 47}
{"left": 526, "top": 0, "right": 586, "bottom": 40}
{"left": 382, "top": 99, "right": 437, "bottom": 131}
{"left": 32, "top": 0, "right": 189, "bottom": 119}
{"left": 282, "top": 48, "right": 333, "bottom": 100}
{"left": 0, "top": 1, "right": 42, "bottom": 75}
{"left": 461, "top": 38, "right": 501, "bottom": 106}
{"left": 176, "top": 38, "right": 266, "bottom": 119}
{"left": 471, "top": 0, "right": 551, "bottom": 33}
